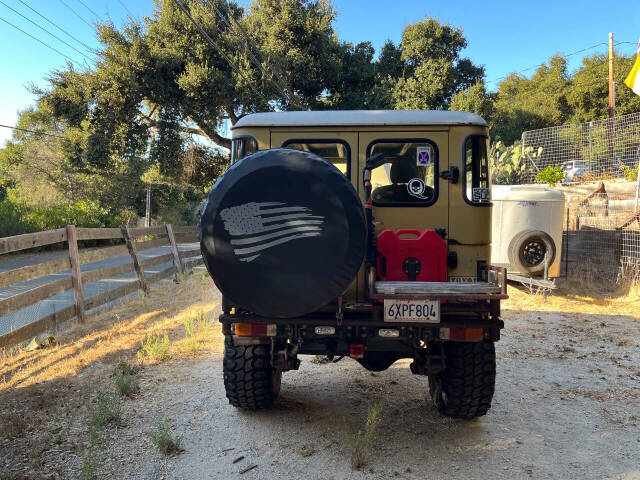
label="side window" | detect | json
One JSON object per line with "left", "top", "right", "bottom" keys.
{"left": 367, "top": 140, "right": 438, "bottom": 206}
{"left": 463, "top": 136, "right": 490, "bottom": 205}
{"left": 282, "top": 139, "right": 350, "bottom": 178}
{"left": 231, "top": 136, "right": 258, "bottom": 164}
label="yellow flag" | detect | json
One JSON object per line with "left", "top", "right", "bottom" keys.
{"left": 625, "top": 39, "right": 640, "bottom": 95}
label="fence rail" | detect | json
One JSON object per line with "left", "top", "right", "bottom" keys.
{"left": 0, "top": 224, "right": 202, "bottom": 349}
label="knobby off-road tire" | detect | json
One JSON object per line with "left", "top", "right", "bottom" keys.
{"left": 223, "top": 336, "right": 281, "bottom": 410}
{"left": 428, "top": 341, "right": 496, "bottom": 419}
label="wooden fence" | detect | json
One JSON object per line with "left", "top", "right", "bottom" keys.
{"left": 0, "top": 225, "right": 202, "bottom": 349}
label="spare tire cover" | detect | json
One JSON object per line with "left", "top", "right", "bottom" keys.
{"left": 200, "top": 148, "right": 365, "bottom": 318}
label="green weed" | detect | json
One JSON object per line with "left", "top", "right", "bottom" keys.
{"left": 88, "top": 393, "right": 122, "bottom": 429}
{"left": 350, "top": 399, "right": 382, "bottom": 470}
{"left": 178, "top": 311, "right": 214, "bottom": 355}
{"left": 137, "top": 333, "right": 171, "bottom": 362}
{"left": 148, "top": 417, "right": 183, "bottom": 455}
{"left": 115, "top": 371, "right": 139, "bottom": 397}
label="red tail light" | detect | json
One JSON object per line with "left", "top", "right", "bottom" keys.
{"left": 350, "top": 344, "right": 365, "bottom": 359}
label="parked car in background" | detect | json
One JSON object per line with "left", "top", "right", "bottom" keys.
{"left": 561, "top": 160, "right": 587, "bottom": 182}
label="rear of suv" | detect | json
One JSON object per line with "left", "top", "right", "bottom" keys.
{"left": 200, "top": 110, "right": 507, "bottom": 418}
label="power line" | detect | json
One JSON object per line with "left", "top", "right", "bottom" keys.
{"left": 0, "top": 16, "right": 82, "bottom": 65}
{"left": 74, "top": 0, "right": 101, "bottom": 20}
{"left": 16, "top": 0, "right": 97, "bottom": 55}
{"left": 486, "top": 40, "right": 639, "bottom": 86}
{"left": 0, "top": 0, "right": 94, "bottom": 62}
{"left": 0, "top": 124, "right": 65, "bottom": 140}
{"left": 171, "top": 0, "right": 269, "bottom": 104}
{"left": 57, "top": 0, "right": 93, "bottom": 29}
{"left": 117, "top": 0, "right": 134, "bottom": 19}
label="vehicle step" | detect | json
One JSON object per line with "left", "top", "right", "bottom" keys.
{"left": 374, "top": 281, "right": 502, "bottom": 295}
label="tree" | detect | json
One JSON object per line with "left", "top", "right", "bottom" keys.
{"left": 321, "top": 41, "right": 376, "bottom": 109}
{"left": 568, "top": 53, "right": 640, "bottom": 122}
{"left": 40, "top": 0, "right": 343, "bottom": 164}
{"left": 392, "top": 17, "right": 484, "bottom": 110}
{"left": 450, "top": 81, "right": 494, "bottom": 120}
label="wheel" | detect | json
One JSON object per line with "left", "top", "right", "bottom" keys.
{"left": 222, "top": 336, "right": 281, "bottom": 410}
{"left": 200, "top": 148, "right": 366, "bottom": 318}
{"left": 428, "top": 341, "right": 496, "bottom": 419}
{"left": 508, "top": 229, "right": 555, "bottom": 275}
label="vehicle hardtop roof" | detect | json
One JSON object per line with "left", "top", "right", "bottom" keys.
{"left": 232, "top": 110, "right": 488, "bottom": 129}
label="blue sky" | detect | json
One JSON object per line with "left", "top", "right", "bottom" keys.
{"left": 1, "top": 0, "right": 639, "bottom": 146}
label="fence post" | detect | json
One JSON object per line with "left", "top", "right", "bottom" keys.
{"left": 166, "top": 224, "right": 183, "bottom": 277}
{"left": 66, "top": 225, "right": 85, "bottom": 323}
{"left": 122, "top": 226, "right": 149, "bottom": 294}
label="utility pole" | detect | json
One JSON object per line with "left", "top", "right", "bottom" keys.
{"left": 145, "top": 184, "right": 151, "bottom": 227}
{"left": 608, "top": 32, "right": 615, "bottom": 118}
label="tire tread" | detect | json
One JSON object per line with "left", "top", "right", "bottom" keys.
{"left": 223, "top": 336, "right": 280, "bottom": 410}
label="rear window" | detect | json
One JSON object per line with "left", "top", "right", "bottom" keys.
{"left": 463, "top": 135, "right": 490, "bottom": 205}
{"left": 282, "top": 139, "right": 350, "bottom": 178}
{"left": 367, "top": 139, "right": 438, "bottom": 206}
{"left": 231, "top": 136, "right": 258, "bottom": 164}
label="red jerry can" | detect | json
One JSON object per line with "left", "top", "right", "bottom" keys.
{"left": 376, "top": 229, "right": 447, "bottom": 282}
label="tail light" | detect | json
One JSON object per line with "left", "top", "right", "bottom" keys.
{"left": 234, "top": 323, "right": 276, "bottom": 337}
{"left": 439, "top": 327, "right": 484, "bottom": 342}
{"left": 350, "top": 344, "right": 365, "bottom": 359}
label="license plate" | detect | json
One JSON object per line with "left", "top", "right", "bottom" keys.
{"left": 383, "top": 299, "right": 440, "bottom": 323}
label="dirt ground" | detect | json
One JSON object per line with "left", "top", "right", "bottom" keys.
{"left": 1, "top": 272, "right": 639, "bottom": 480}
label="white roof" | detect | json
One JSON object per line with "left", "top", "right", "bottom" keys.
{"left": 232, "top": 110, "right": 487, "bottom": 129}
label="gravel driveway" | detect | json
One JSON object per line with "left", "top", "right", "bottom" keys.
{"left": 101, "top": 295, "right": 640, "bottom": 479}
{"left": 1, "top": 278, "right": 638, "bottom": 480}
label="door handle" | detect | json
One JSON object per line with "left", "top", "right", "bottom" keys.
{"left": 440, "top": 166, "right": 459, "bottom": 184}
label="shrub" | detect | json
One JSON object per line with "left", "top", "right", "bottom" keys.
{"left": 536, "top": 165, "right": 564, "bottom": 185}
{"left": 620, "top": 162, "right": 638, "bottom": 182}
{"left": 0, "top": 196, "right": 37, "bottom": 237}
{"left": 0, "top": 190, "right": 126, "bottom": 237}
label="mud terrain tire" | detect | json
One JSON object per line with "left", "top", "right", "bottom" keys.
{"left": 428, "top": 341, "right": 495, "bottom": 418}
{"left": 223, "top": 336, "right": 281, "bottom": 410}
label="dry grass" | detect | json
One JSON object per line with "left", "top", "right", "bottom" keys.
{"left": 504, "top": 283, "right": 640, "bottom": 319}
{"left": 137, "top": 333, "right": 172, "bottom": 363}
{"left": 0, "top": 273, "right": 221, "bottom": 478}
{"left": 0, "top": 412, "right": 27, "bottom": 438}
{"left": 0, "top": 274, "right": 222, "bottom": 391}
{"left": 175, "top": 311, "right": 216, "bottom": 356}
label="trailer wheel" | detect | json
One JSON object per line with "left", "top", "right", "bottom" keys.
{"left": 508, "top": 229, "right": 555, "bottom": 275}
{"left": 223, "top": 336, "right": 281, "bottom": 410}
{"left": 428, "top": 341, "right": 496, "bottom": 419}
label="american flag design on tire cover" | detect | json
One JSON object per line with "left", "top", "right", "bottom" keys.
{"left": 219, "top": 202, "right": 325, "bottom": 263}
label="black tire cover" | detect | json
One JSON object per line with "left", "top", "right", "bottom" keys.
{"left": 200, "top": 148, "right": 365, "bottom": 318}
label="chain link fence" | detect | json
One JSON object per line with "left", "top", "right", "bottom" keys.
{"left": 522, "top": 111, "right": 640, "bottom": 184}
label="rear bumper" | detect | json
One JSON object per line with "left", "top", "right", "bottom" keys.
{"left": 219, "top": 264, "right": 507, "bottom": 345}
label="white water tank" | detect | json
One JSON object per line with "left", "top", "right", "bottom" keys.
{"left": 491, "top": 185, "right": 565, "bottom": 278}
